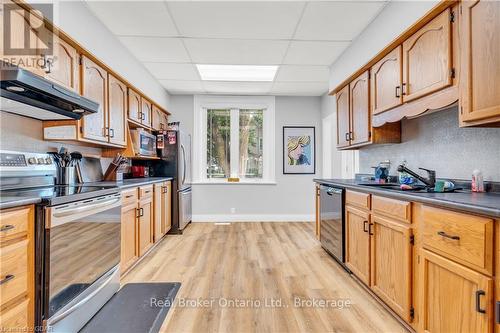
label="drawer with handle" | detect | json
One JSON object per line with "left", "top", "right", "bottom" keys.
{"left": 121, "top": 188, "right": 138, "bottom": 206}
{"left": 0, "top": 206, "right": 32, "bottom": 244}
{"left": 139, "top": 185, "right": 153, "bottom": 199}
{"left": 0, "top": 297, "right": 29, "bottom": 330}
{"left": 345, "top": 190, "right": 371, "bottom": 210}
{"left": 0, "top": 240, "right": 29, "bottom": 307}
{"left": 422, "top": 205, "right": 493, "bottom": 275}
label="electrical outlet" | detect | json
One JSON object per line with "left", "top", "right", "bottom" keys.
{"left": 230, "top": 208, "right": 236, "bottom": 214}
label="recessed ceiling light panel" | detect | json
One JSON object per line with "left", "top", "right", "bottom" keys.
{"left": 196, "top": 64, "right": 278, "bottom": 82}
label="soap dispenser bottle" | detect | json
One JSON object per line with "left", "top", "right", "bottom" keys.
{"left": 472, "top": 169, "right": 485, "bottom": 192}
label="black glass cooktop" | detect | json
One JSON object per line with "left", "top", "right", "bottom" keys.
{"left": 0, "top": 185, "right": 119, "bottom": 206}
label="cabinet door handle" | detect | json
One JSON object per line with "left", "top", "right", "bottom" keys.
{"left": 395, "top": 86, "right": 401, "bottom": 98}
{"left": 142, "top": 112, "right": 146, "bottom": 121}
{"left": 140, "top": 208, "right": 144, "bottom": 217}
{"left": 363, "top": 221, "right": 368, "bottom": 233}
{"left": 0, "top": 274, "right": 15, "bottom": 285}
{"left": 109, "top": 128, "right": 115, "bottom": 138}
{"left": 495, "top": 301, "right": 500, "bottom": 323}
{"left": 0, "top": 225, "right": 15, "bottom": 232}
{"left": 437, "top": 231, "right": 460, "bottom": 240}
{"left": 136, "top": 208, "right": 141, "bottom": 218}
{"left": 125, "top": 194, "right": 134, "bottom": 199}
{"left": 476, "top": 290, "right": 486, "bottom": 314}
{"left": 368, "top": 223, "right": 374, "bottom": 235}
{"left": 402, "top": 83, "right": 407, "bottom": 95}
{"left": 345, "top": 132, "right": 349, "bottom": 142}
{"left": 349, "top": 132, "right": 354, "bottom": 141}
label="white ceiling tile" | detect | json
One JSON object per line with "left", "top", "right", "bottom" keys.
{"left": 275, "top": 65, "right": 329, "bottom": 82}
{"left": 119, "top": 37, "right": 190, "bottom": 62}
{"left": 86, "top": 1, "right": 178, "bottom": 37}
{"left": 159, "top": 80, "right": 205, "bottom": 94}
{"left": 283, "top": 41, "right": 349, "bottom": 65}
{"left": 203, "top": 81, "right": 272, "bottom": 95}
{"left": 271, "top": 82, "right": 328, "bottom": 96}
{"left": 295, "top": 2, "right": 386, "bottom": 41}
{"left": 184, "top": 39, "right": 289, "bottom": 65}
{"left": 167, "top": 2, "right": 305, "bottom": 39}
{"left": 143, "top": 63, "right": 199, "bottom": 80}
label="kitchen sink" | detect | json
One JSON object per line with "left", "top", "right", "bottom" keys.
{"left": 357, "top": 183, "right": 463, "bottom": 193}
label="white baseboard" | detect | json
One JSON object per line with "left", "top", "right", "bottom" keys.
{"left": 192, "top": 214, "right": 315, "bottom": 222}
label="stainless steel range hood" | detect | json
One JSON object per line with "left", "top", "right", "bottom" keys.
{"left": 0, "top": 64, "right": 98, "bottom": 120}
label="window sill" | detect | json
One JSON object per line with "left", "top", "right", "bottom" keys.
{"left": 191, "top": 181, "right": 277, "bottom": 185}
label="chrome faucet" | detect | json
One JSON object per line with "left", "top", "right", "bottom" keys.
{"left": 397, "top": 165, "right": 436, "bottom": 188}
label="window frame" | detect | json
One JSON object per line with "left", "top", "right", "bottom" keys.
{"left": 193, "top": 95, "right": 275, "bottom": 184}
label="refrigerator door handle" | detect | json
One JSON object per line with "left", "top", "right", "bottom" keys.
{"left": 181, "top": 144, "right": 186, "bottom": 185}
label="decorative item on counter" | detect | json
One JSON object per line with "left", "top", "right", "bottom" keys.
{"left": 398, "top": 160, "right": 414, "bottom": 184}
{"left": 472, "top": 169, "right": 485, "bottom": 192}
{"left": 372, "top": 160, "right": 391, "bottom": 183}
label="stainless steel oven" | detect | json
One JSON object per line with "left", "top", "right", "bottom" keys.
{"left": 40, "top": 193, "right": 122, "bottom": 332}
{"left": 319, "top": 185, "right": 347, "bottom": 269}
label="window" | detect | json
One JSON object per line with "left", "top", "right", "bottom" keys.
{"left": 193, "top": 96, "right": 275, "bottom": 184}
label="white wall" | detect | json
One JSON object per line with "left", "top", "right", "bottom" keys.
{"left": 329, "top": 0, "right": 438, "bottom": 90}
{"left": 54, "top": 1, "right": 170, "bottom": 110}
{"left": 169, "top": 95, "right": 322, "bottom": 222}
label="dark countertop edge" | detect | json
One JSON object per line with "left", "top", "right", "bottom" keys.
{"left": 0, "top": 197, "right": 42, "bottom": 210}
{"left": 314, "top": 179, "right": 500, "bottom": 218}
{"left": 0, "top": 177, "right": 174, "bottom": 209}
{"left": 87, "top": 177, "right": 174, "bottom": 190}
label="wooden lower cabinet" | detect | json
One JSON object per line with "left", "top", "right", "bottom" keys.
{"left": 120, "top": 193, "right": 139, "bottom": 274}
{"left": 370, "top": 215, "right": 412, "bottom": 322}
{"left": 154, "top": 181, "right": 172, "bottom": 242}
{"left": 138, "top": 196, "right": 154, "bottom": 257}
{"left": 345, "top": 205, "right": 371, "bottom": 285}
{"left": 419, "top": 249, "right": 493, "bottom": 333}
{"left": 0, "top": 205, "right": 34, "bottom": 333}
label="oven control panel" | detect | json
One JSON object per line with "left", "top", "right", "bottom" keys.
{"left": 0, "top": 150, "right": 56, "bottom": 174}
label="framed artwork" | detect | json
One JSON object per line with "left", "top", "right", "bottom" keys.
{"left": 283, "top": 126, "right": 316, "bottom": 174}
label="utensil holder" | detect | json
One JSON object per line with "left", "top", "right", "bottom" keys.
{"left": 56, "top": 167, "right": 75, "bottom": 185}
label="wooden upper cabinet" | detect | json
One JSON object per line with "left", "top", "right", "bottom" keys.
{"left": 419, "top": 249, "right": 492, "bottom": 333}
{"left": 350, "top": 71, "right": 370, "bottom": 146}
{"left": 108, "top": 75, "right": 127, "bottom": 146}
{"left": 459, "top": 0, "right": 500, "bottom": 125}
{"left": 128, "top": 89, "right": 142, "bottom": 124}
{"left": 81, "top": 56, "right": 107, "bottom": 142}
{"left": 371, "top": 46, "right": 402, "bottom": 115}
{"left": 370, "top": 215, "right": 412, "bottom": 322}
{"left": 151, "top": 105, "right": 167, "bottom": 131}
{"left": 0, "top": 2, "right": 45, "bottom": 76}
{"left": 141, "top": 98, "right": 152, "bottom": 127}
{"left": 45, "top": 36, "right": 79, "bottom": 92}
{"left": 345, "top": 206, "right": 370, "bottom": 285}
{"left": 336, "top": 85, "right": 350, "bottom": 148}
{"left": 402, "top": 9, "right": 452, "bottom": 103}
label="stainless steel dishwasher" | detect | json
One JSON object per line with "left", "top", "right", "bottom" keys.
{"left": 319, "top": 185, "right": 346, "bottom": 268}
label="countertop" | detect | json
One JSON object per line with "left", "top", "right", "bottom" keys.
{"left": 0, "top": 195, "right": 42, "bottom": 210}
{"left": 0, "top": 177, "right": 174, "bottom": 210}
{"left": 314, "top": 179, "right": 500, "bottom": 218}
{"left": 84, "top": 177, "right": 174, "bottom": 190}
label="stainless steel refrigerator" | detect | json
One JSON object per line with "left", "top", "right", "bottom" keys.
{"left": 154, "top": 129, "right": 192, "bottom": 233}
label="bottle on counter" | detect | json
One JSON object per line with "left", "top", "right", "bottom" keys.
{"left": 472, "top": 169, "right": 485, "bottom": 192}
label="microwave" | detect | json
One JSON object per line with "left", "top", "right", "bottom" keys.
{"left": 130, "top": 129, "right": 157, "bottom": 157}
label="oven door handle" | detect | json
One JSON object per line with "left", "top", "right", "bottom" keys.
{"left": 48, "top": 267, "right": 118, "bottom": 325}
{"left": 52, "top": 196, "right": 121, "bottom": 219}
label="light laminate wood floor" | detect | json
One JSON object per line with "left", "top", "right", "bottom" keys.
{"left": 123, "top": 222, "right": 408, "bottom": 333}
